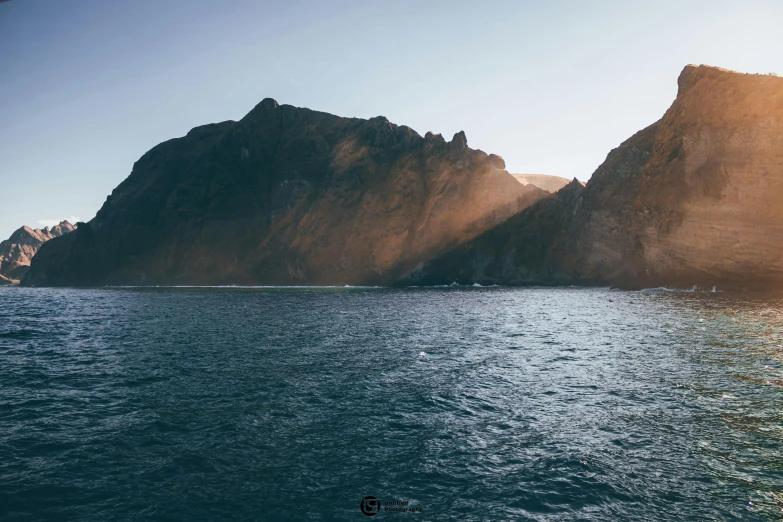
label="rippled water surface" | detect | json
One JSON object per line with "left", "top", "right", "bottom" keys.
{"left": 2, "top": 286, "right": 783, "bottom": 521}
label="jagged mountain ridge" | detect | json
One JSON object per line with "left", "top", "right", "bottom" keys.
{"left": 24, "top": 99, "right": 547, "bottom": 286}
{"left": 405, "top": 65, "right": 783, "bottom": 289}
{"left": 0, "top": 221, "right": 75, "bottom": 284}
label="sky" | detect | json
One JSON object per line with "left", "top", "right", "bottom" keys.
{"left": 2, "top": 0, "right": 783, "bottom": 240}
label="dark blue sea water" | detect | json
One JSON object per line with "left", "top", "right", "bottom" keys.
{"left": 2, "top": 286, "right": 783, "bottom": 521}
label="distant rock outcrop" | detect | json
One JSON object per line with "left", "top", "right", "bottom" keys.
{"left": 405, "top": 65, "right": 783, "bottom": 290}
{"left": 24, "top": 101, "right": 547, "bottom": 286}
{"left": 0, "top": 221, "right": 75, "bottom": 284}
{"left": 512, "top": 174, "right": 574, "bottom": 193}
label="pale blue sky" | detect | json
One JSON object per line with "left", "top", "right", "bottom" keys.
{"left": 2, "top": 0, "right": 782, "bottom": 239}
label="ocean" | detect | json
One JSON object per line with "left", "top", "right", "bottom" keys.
{"left": 1, "top": 286, "right": 782, "bottom": 520}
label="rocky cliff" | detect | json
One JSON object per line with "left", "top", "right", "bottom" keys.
{"left": 0, "top": 221, "right": 75, "bottom": 284}
{"left": 406, "top": 65, "right": 783, "bottom": 290}
{"left": 24, "top": 100, "right": 547, "bottom": 286}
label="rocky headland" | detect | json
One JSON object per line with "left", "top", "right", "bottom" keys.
{"left": 23, "top": 65, "right": 783, "bottom": 290}
{"left": 405, "top": 65, "right": 783, "bottom": 290}
{"left": 23, "top": 100, "right": 546, "bottom": 286}
{"left": 0, "top": 221, "right": 75, "bottom": 284}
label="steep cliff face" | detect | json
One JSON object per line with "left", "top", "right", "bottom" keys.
{"left": 577, "top": 65, "right": 783, "bottom": 289}
{"left": 408, "top": 65, "right": 783, "bottom": 289}
{"left": 0, "top": 221, "right": 75, "bottom": 284}
{"left": 630, "top": 66, "right": 783, "bottom": 288}
{"left": 24, "top": 100, "right": 547, "bottom": 286}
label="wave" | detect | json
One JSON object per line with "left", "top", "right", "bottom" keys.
{"left": 639, "top": 285, "right": 722, "bottom": 294}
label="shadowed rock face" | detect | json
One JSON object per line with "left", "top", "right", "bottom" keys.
{"left": 400, "top": 180, "right": 586, "bottom": 286}
{"left": 0, "top": 221, "right": 75, "bottom": 284}
{"left": 406, "top": 65, "right": 783, "bottom": 290}
{"left": 24, "top": 100, "right": 547, "bottom": 286}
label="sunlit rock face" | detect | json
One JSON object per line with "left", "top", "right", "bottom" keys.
{"left": 512, "top": 174, "right": 574, "bottom": 193}
{"left": 406, "top": 65, "right": 783, "bottom": 289}
{"left": 24, "top": 101, "right": 547, "bottom": 286}
{"left": 0, "top": 221, "right": 75, "bottom": 284}
{"left": 578, "top": 65, "right": 783, "bottom": 289}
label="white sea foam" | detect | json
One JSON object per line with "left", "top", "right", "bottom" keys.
{"left": 639, "top": 286, "right": 720, "bottom": 294}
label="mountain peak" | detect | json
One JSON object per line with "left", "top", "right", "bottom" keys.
{"left": 256, "top": 97, "right": 280, "bottom": 111}
{"left": 451, "top": 131, "right": 468, "bottom": 149}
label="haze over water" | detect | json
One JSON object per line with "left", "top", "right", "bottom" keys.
{"left": 2, "top": 286, "right": 783, "bottom": 520}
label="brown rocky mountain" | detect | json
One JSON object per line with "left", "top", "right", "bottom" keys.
{"left": 512, "top": 173, "right": 574, "bottom": 193}
{"left": 404, "top": 65, "right": 783, "bottom": 290}
{"left": 0, "top": 221, "right": 75, "bottom": 284}
{"left": 24, "top": 99, "right": 547, "bottom": 286}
